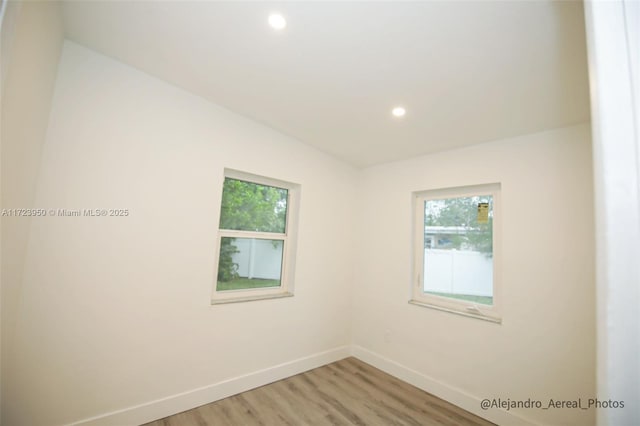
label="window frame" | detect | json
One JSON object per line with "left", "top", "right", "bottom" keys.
{"left": 211, "top": 169, "right": 300, "bottom": 304}
{"left": 410, "top": 183, "right": 502, "bottom": 323}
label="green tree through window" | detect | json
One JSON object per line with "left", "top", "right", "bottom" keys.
{"left": 217, "top": 178, "right": 288, "bottom": 283}
{"left": 219, "top": 178, "right": 288, "bottom": 233}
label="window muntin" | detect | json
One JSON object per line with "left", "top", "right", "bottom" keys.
{"left": 411, "top": 183, "right": 501, "bottom": 322}
{"left": 212, "top": 170, "right": 299, "bottom": 304}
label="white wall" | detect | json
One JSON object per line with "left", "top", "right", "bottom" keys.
{"left": 352, "top": 124, "right": 595, "bottom": 425}
{"left": 585, "top": 1, "right": 640, "bottom": 424}
{"left": 9, "top": 41, "right": 356, "bottom": 425}
{"left": 0, "top": 2, "right": 64, "bottom": 423}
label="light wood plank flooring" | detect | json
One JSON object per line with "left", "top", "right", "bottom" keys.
{"left": 143, "top": 357, "right": 494, "bottom": 426}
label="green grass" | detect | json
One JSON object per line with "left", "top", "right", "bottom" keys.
{"left": 425, "top": 291, "right": 493, "bottom": 305}
{"left": 217, "top": 277, "right": 281, "bottom": 291}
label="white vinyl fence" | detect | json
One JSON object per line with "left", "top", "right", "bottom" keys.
{"left": 424, "top": 249, "right": 492, "bottom": 296}
{"left": 232, "top": 238, "right": 283, "bottom": 280}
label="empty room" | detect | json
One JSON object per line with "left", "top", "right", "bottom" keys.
{"left": 1, "top": 1, "right": 638, "bottom": 425}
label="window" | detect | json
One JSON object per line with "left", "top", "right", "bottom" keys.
{"left": 410, "top": 183, "right": 501, "bottom": 322}
{"left": 212, "top": 169, "right": 300, "bottom": 304}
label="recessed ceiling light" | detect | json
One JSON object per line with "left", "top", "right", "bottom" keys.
{"left": 268, "top": 13, "right": 287, "bottom": 30}
{"left": 392, "top": 106, "right": 406, "bottom": 117}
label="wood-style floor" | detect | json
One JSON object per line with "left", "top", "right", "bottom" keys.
{"left": 143, "top": 357, "right": 494, "bottom": 426}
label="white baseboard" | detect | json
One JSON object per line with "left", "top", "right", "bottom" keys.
{"left": 69, "top": 346, "right": 351, "bottom": 426}
{"left": 70, "top": 345, "right": 541, "bottom": 426}
{"left": 350, "top": 345, "right": 539, "bottom": 426}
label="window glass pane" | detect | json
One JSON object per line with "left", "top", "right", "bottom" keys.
{"left": 216, "top": 237, "right": 283, "bottom": 291}
{"left": 219, "top": 178, "right": 288, "bottom": 233}
{"left": 423, "top": 195, "right": 493, "bottom": 305}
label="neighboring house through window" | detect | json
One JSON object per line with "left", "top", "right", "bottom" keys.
{"left": 411, "top": 183, "right": 501, "bottom": 322}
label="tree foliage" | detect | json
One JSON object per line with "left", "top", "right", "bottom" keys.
{"left": 217, "top": 239, "right": 240, "bottom": 282}
{"left": 217, "top": 178, "right": 288, "bottom": 282}
{"left": 425, "top": 196, "right": 493, "bottom": 256}
{"left": 219, "top": 178, "right": 287, "bottom": 233}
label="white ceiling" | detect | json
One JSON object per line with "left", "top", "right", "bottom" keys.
{"left": 61, "top": 1, "right": 591, "bottom": 168}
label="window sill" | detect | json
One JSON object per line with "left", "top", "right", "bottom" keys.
{"left": 408, "top": 299, "right": 502, "bottom": 324}
{"left": 211, "top": 291, "right": 294, "bottom": 305}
